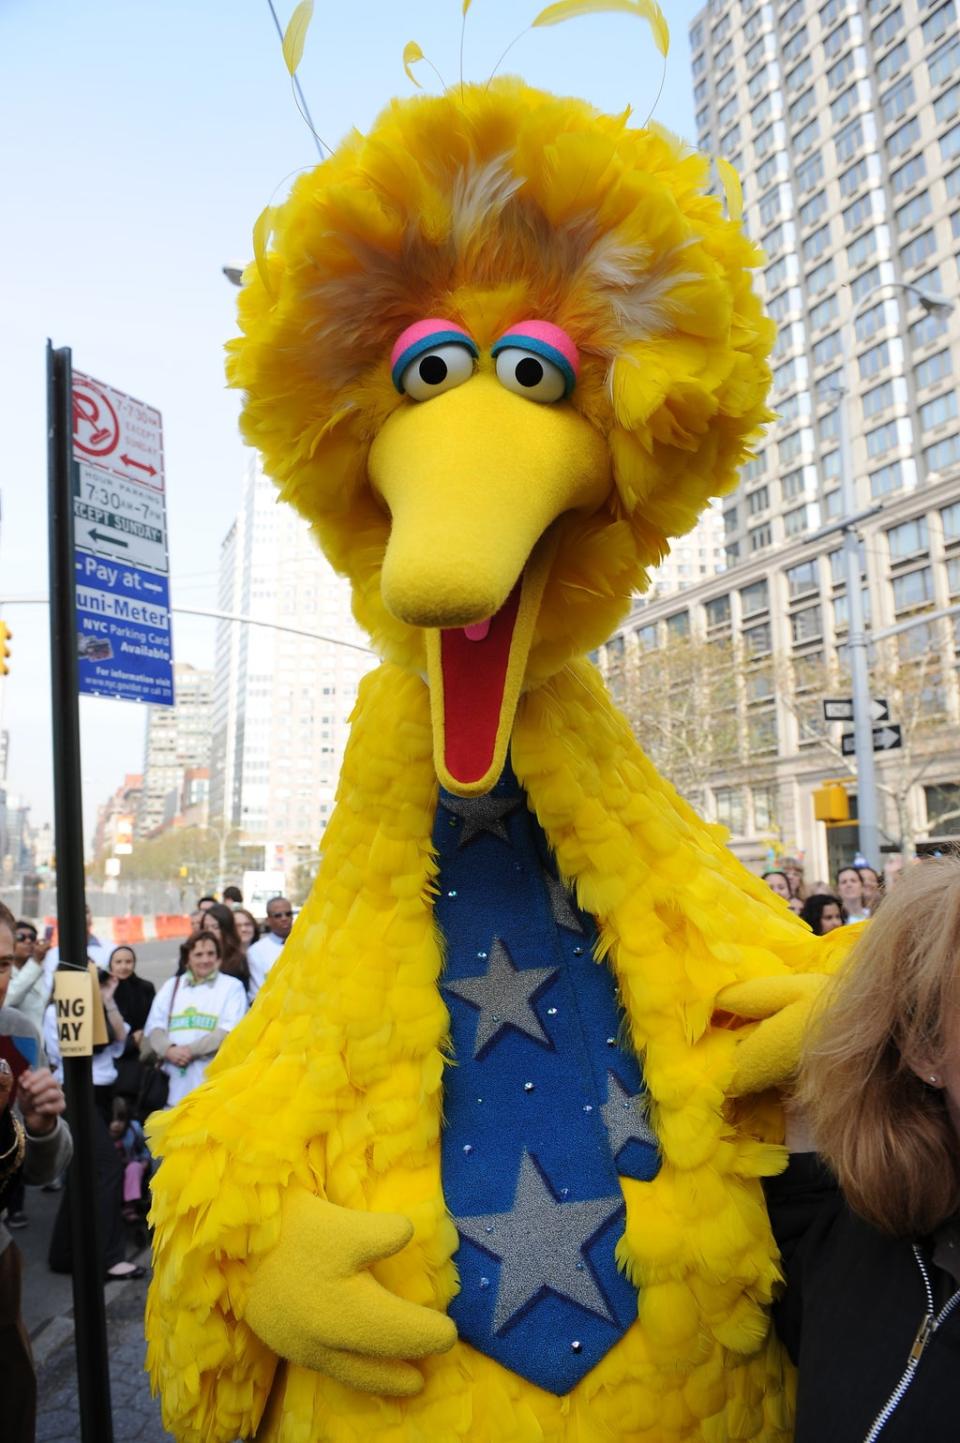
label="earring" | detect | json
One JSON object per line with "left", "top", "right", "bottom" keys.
{"left": 929, "top": 1075, "right": 940, "bottom": 1085}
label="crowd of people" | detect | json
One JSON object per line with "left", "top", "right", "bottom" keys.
{"left": 760, "top": 852, "right": 897, "bottom": 934}
{"left": 3, "top": 852, "right": 960, "bottom": 1439}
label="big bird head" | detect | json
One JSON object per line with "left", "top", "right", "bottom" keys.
{"left": 228, "top": 79, "right": 773, "bottom": 796}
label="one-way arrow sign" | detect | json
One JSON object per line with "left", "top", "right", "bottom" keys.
{"left": 841, "top": 724, "right": 902, "bottom": 756}
{"left": 824, "top": 697, "right": 889, "bottom": 723}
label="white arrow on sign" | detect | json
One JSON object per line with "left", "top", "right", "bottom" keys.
{"left": 824, "top": 697, "right": 889, "bottom": 723}
{"left": 841, "top": 723, "right": 902, "bottom": 756}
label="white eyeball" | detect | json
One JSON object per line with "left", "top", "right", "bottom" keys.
{"left": 494, "top": 347, "right": 567, "bottom": 404}
{"left": 400, "top": 343, "right": 476, "bottom": 401}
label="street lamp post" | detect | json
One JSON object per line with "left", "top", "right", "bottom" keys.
{"left": 832, "top": 281, "right": 953, "bottom": 865}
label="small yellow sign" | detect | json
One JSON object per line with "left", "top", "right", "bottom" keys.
{"left": 53, "top": 969, "right": 94, "bottom": 1057}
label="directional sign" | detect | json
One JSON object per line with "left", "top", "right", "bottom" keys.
{"left": 72, "top": 370, "right": 173, "bottom": 706}
{"left": 841, "top": 724, "right": 902, "bottom": 756}
{"left": 823, "top": 697, "right": 889, "bottom": 723}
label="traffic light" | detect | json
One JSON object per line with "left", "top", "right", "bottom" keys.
{"left": 813, "top": 781, "right": 850, "bottom": 823}
{"left": 0, "top": 621, "right": 11, "bottom": 675}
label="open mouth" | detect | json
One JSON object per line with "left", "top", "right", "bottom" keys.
{"left": 438, "top": 583, "right": 522, "bottom": 789}
{"left": 425, "top": 544, "right": 554, "bottom": 798}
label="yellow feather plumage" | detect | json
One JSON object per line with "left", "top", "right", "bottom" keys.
{"left": 146, "top": 80, "right": 830, "bottom": 1442}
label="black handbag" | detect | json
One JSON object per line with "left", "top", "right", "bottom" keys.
{"left": 136, "top": 975, "right": 181, "bottom": 1119}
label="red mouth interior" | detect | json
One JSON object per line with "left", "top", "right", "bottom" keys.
{"left": 439, "top": 582, "right": 521, "bottom": 786}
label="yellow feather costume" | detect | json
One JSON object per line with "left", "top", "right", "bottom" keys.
{"left": 147, "top": 80, "right": 840, "bottom": 1442}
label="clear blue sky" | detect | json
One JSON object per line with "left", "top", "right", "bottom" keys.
{"left": 0, "top": 0, "right": 699, "bottom": 839}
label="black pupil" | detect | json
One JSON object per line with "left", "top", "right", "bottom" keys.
{"left": 515, "top": 357, "right": 544, "bottom": 388}
{"left": 419, "top": 354, "right": 448, "bottom": 386}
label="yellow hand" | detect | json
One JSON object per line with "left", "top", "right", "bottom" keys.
{"left": 244, "top": 1188, "right": 457, "bottom": 1396}
{"left": 716, "top": 973, "right": 827, "bottom": 1098}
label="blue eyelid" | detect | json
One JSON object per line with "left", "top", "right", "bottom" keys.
{"left": 391, "top": 332, "right": 479, "bottom": 393}
{"left": 490, "top": 333, "right": 577, "bottom": 397}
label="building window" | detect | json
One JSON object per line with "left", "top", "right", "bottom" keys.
{"left": 823, "top": 448, "right": 842, "bottom": 482}
{"left": 753, "top": 786, "right": 778, "bottom": 831}
{"left": 748, "top": 711, "right": 779, "bottom": 752}
{"left": 929, "top": 32, "right": 960, "bottom": 85}
{"left": 871, "top": 460, "right": 907, "bottom": 496}
{"left": 891, "top": 154, "right": 927, "bottom": 197}
{"left": 920, "top": 391, "right": 958, "bottom": 428}
{"left": 925, "top": 433, "right": 960, "bottom": 469}
{"left": 791, "top": 605, "right": 823, "bottom": 644}
{"left": 795, "top": 118, "right": 820, "bottom": 152}
{"left": 896, "top": 192, "right": 933, "bottom": 234}
{"left": 808, "top": 258, "right": 837, "bottom": 294}
{"left": 839, "top": 155, "right": 869, "bottom": 195}
{"left": 867, "top": 420, "right": 902, "bottom": 457}
{"left": 749, "top": 524, "right": 773, "bottom": 552}
{"left": 635, "top": 623, "right": 658, "bottom": 651}
{"left": 901, "top": 229, "right": 938, "bottom": 269}
{"left": 784, "top": 506, "right": 809, "bottom": 536}
{"left": 715, "top": 787, "right": 746, "bottom": 834}
{"left": 787, "top": 559, "right": 819, "bottom": 597}
{"left": 860, "top": 340, "right": 892, "bottom": 378}
{"left": 742, "top": 579, "right": 770, "bottom": 617}
{"left": 847, "top": 228, "right": 879, "bottom": 267}
{"left": 799, "top": 190, "right": 828, "bottom": 228}
{"left": 742, "top": 453, "right": 768, "bottom": 483}
{"left": 850, "top": 264, "right": 882, "bottom": 304}
{"left": 788, "top": 55, "right": 814, "bottom": 91}
{"left": 843, "top": 192, "right": 877, "bottom": 232}
{"left": 889, "top": 116, "right": 921, "bottom": 158}
{"left": 824, "top": 18, "right": 853, "bottom": 58}
{"left": 831, "top": 84, "right": 862, "bottom": 124}
{"left": 873, "top": 5, "right": 905, "bottom": 45}
{"left": 835, "top": 117, "right": 864, "bottom": 162}
{"left": 665, "top": 610, "right": 690, "bottom": 639}
{"left": 783, "top": 467, "right": 809, "bottom": 500}
{"left": 780, "top": 430, "right": 806, "bottom": 464}
{"left": 744, "top": 622, "right": 773, "bottom": 658}
{"left": 941, "top": 500, "right": 960, "bottom": 539}
{"left": 916, "top": 349, "right": 952, "bottom": 387}
{"left": 887, "top": 516, "right": 929, "bottom": 557}
{"left": 810, "top": 294, "right": 840, "bottom": 330}
{"left": 892, "top": 566, "right": 934, "bottom": 610}
{"left": 828, "top": 48, "right": 857, "bottom": 90}
{"left": 705, "top": 594, "right": 731, "bottom": 629}
{"left": 941, "top": 121, "right": 960, "bottom": 161}
{"left": 796, "top": 152, "right": 825, "bottom": 192}
{"left": 818, "top": 410, "right": 839, "bottom": 444}
{"left": 790, "top": 88, "right": 816, "bottom": 126}
{"left": 812, "top": 330, "right": 844, "bottom": 367}
{"left": 748, "top": 485, "right": 771, "bottom": 515}
{"left": 922, "top": 1, "right": 956, "bottom": 45}
{"left": 925, "top": 784, "right": 960, "bottom": 837}
{"left": 935, "top": 82, "right": 960, "bottom": 126}
{"left": 863, "top": 379, "right": 896, "bottom": 417}
{"left": 783, "top": 24, "right": 809, "bottom": 60}
{"left": 877, "top": 37, "right": 909, "bottom": 82}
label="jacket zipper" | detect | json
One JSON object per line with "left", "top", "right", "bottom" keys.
{"left": 861, "top": 1244, "right": 960, "bottom": 1442}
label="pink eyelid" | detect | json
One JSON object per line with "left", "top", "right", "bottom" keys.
{"left": 390, "top": 319, "right": 475, "bottom": 373}
{"left": 500, "top": 320, "right": 580, "bottom": 378}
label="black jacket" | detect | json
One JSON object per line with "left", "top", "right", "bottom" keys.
{"left": 764, "top": 1154, "right": 960, "bottom": 1443}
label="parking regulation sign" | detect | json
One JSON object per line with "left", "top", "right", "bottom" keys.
{"left": 71, "top": 371, "right": 174, "bottom": 706}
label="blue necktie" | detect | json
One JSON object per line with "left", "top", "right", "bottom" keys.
{"left": 435, "top": 764, "right": 660, "bottom": 1395}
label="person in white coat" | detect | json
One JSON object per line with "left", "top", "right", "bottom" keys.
{"left": 246, "top": 896, "right": 294, "bottom": 999}
{"left": 143, "top": 931, "right": 247, "bottom": 1107}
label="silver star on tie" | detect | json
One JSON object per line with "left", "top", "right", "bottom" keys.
{"left": 456, "top": 1152, "right": 623, "bottom": 1333}
{"left": 543, "top": 871, "right": 585, "bottom": 934}
{"left": 601, "top": 1070, "right": 657, "bottom": 1159}
{"left": 443, "top": 939, "right": 557, "bottom": 1058}
{"left": 440, "top": 793, "right": 521, "bottom": 846}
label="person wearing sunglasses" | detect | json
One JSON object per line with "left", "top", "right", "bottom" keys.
{"left": 246, "top": 898, "right": 294, "bottom": 1000}
{"left": 5, "top": 923, "right": 48, "bottom": 1034}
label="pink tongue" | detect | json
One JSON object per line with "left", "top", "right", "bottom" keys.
{"left": 464, "top": 619, "right": 492, "bottom": 642}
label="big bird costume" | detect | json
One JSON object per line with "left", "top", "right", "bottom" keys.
{"left": 148, "top": 29, "right": 843, "bottom": 1443}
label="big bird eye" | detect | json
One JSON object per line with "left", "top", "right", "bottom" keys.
{"left": 494, "top": 347, "right": 567, "bottom": 404}
{"left": 400, "top": 344, "right": 476, "bottom": 401}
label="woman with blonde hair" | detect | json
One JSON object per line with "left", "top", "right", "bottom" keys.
{"left": 765, "top": 856, "right": 960, "bottom": 1442}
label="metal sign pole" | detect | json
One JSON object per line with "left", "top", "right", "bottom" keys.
{"left": 46, "top": 341, "right": 115, "bottom": 1443}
